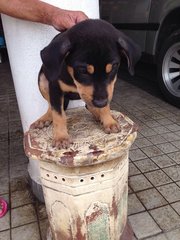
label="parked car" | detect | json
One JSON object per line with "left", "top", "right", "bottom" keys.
{"left": 100, "top": 0, "right": 180, "bottom": 107}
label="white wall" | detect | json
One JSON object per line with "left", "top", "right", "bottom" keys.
{"left": 2, "top": 0, "right": 99, "bottom": 132}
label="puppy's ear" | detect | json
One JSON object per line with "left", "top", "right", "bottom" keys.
{"left": 40, "top": 32, "right": 71, "bottom": 81}
{"left": 117, "top": 31, "right": 141, "bottom": 75}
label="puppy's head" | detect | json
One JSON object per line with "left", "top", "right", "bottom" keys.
{"left": 41, "top": 19, "right": 141, "bottom": 108}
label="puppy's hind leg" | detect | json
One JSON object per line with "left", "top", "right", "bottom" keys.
{"left": 49, "top": 82, "right": 71, "bottom": 149}
{"left": 32, "top": 107, "right": 52, "bottom": 129}
{"left": 31, "top": 73, "right": 52, "bottom": 129}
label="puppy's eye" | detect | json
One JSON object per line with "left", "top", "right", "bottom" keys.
{"left": 112, "top": 62, "right": 119, "bottom": 69}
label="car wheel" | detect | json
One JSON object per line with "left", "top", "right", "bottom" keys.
{"left": 158, "top": 30, "right": 180, "bottom": 108}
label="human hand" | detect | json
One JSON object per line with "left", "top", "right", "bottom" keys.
{"left": 51, "top": 8, "right": 88, "bottom": 31}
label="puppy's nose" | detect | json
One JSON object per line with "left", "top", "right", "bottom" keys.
{"left": 92, "top": 99, "right": 108, "bottom": 108}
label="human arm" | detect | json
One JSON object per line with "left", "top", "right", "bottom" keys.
{"left": 0, "top": 0, "right": 88, "bottom": 30}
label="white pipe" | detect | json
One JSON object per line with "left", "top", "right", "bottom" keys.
{"left": 2, "top": 0, "right": 99, "bottom": 200}
{"left": 2, "top": 0, "right": 99, "bottom": 132}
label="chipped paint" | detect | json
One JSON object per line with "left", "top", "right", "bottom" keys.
{"left": 111, "top": 195, "right": 118, "bottom": 219}
{"left": 59, "top": 150, "right": 79, "bottom": 166}
{"left": 59, "top": 156, "right": 74, "bottom": 166}
{"left": 86, "top": 209, "right": 103, "bottom": 223}
{"left": 23, "top": 133, "right": 43, "bottom": 159}
{"left": 87, "top": 150, "right": 104, "bottom": 158}
{"left": 117, "top": 186, "right": 128, "bottom": 235}
{"left": 88, "top": 144, "right": 104, "bottom": 159}
{"left": 63, "top": 150, "right": 79, "bottom": 157}
{"left": 49, "top": 200, "right": 73, "bottom": 240}
{"left": 86, "top": 202, "right": 110, "bottom": 240}
{"left": 89, "top": 144, "right": 98, "bottom": 151}
{"left": 75, "top": 216, "right": 86, "bottom": 240}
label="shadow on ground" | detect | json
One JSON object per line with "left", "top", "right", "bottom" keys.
{"left": 118, "top": 61, "right": 165, "bottom": 101}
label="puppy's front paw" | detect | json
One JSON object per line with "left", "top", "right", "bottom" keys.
{"left": 31, "top": 120, "right": 52, "bottom": 129}
{"left": 52, "top": 135, "right": 72, "bottom": 149}
{"left": 104, "top": 119, "right": 120, "bottom": 134}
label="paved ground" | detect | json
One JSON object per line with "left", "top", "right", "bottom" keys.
{"left": 0, "top": 61, "right": 180, "bottom": 240}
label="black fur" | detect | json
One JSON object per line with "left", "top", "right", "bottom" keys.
{"left": 36, "top": 19, "right": 141, "bottom": 148}
{"left": 40, "top": 19, "right": 141, "bottom": 113}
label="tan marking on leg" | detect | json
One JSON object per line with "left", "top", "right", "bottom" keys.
{"left": 58, "top": 80, "right": 77, "bottom": 93}
{"left": 87, "top": 65, "right": 94, "bottom": 74}
{"left": 107, "top": 76, "right": 117, "bottom": 101}
{"left": 105, "top": 64, "right": 113, "bottom": 73}
{"left": 52, "top": 108, "right": 71, "bottom": 149}
{"left": 32, "top": 73, "right": 52, "bottom": 128}
{"left": 39, "top": 73, "right": 50, "bottom": 102}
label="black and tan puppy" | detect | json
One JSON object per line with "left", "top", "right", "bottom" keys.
{"left": 34, "top": 19, "right": 141, "bottom": 148}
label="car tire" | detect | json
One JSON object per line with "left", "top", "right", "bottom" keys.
{"left": 157, "top": 30, "right": 180, "bottom": 108}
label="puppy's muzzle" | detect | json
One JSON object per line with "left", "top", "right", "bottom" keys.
{"left": 92, "top": 99, "right": 108, "bottom": 108}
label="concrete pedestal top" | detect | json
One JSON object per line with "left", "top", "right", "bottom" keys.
{"left": 24, "top": 107, "right": 137, "bottom": 167}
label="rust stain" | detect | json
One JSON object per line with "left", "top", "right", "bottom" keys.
{"left": 89, "top": 144, "right": 98, "bottom": 151}
{"left": 88, "top": 145, "right": 104, "bottom": 158}
{"left": 23, "top": 133, "right": 43, "bottom": 159}
{"left": 131, "top": 123, "right": 139, "bottom": 133}
{"left": 75, "top": 216, "right": 86, "bottom": 240}
{"left": 111, "top": 195, "right": 118, "bottom": 219}
{"left": 46, "top": 150, "right": 55, "bottom": 157}
{"left": 93, "top": 150, "right": 104, "bottom": 157}
{"left": 31, "top": 136, "right": 39, "bottom": 145}
{"left": 124, "top": 123, "right": 132, "bottom": 130}
{"left": 23, "top": 132, "right": 30, "bottom": 152}
{"left": 117, "top": 114, "right": 125, "bottom": 122}
{"left": 59, "top": 150, "right": 79, "bottom": 166}
{"left": 86, "top": 209, "right": 103, "bottom": 223}
{"left": 63, "top": 150, "right": 79, "bottom": 157}
{"left": 60, "top": 156, "right": 74, "bottom": 166}
{"left": 87, "top": 150, "right": 104, "bottom": 158}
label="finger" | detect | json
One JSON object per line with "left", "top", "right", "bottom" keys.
{"left": 76, "top": 12, "right": 88, "bottom": 23}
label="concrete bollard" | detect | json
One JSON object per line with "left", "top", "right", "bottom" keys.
{"left": 24, "top": 108, "right": 137, "bottom": 240}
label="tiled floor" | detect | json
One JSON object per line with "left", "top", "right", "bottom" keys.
{"left": 0, "top": 61, "right": 180, "bottom": 240}
{"left": 0, "top": 62, "right": 48, "bottom": 240}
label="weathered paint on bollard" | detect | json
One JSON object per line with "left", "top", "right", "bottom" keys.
{"left": 24, "top": 107, "right": 137, "bottom": 240}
